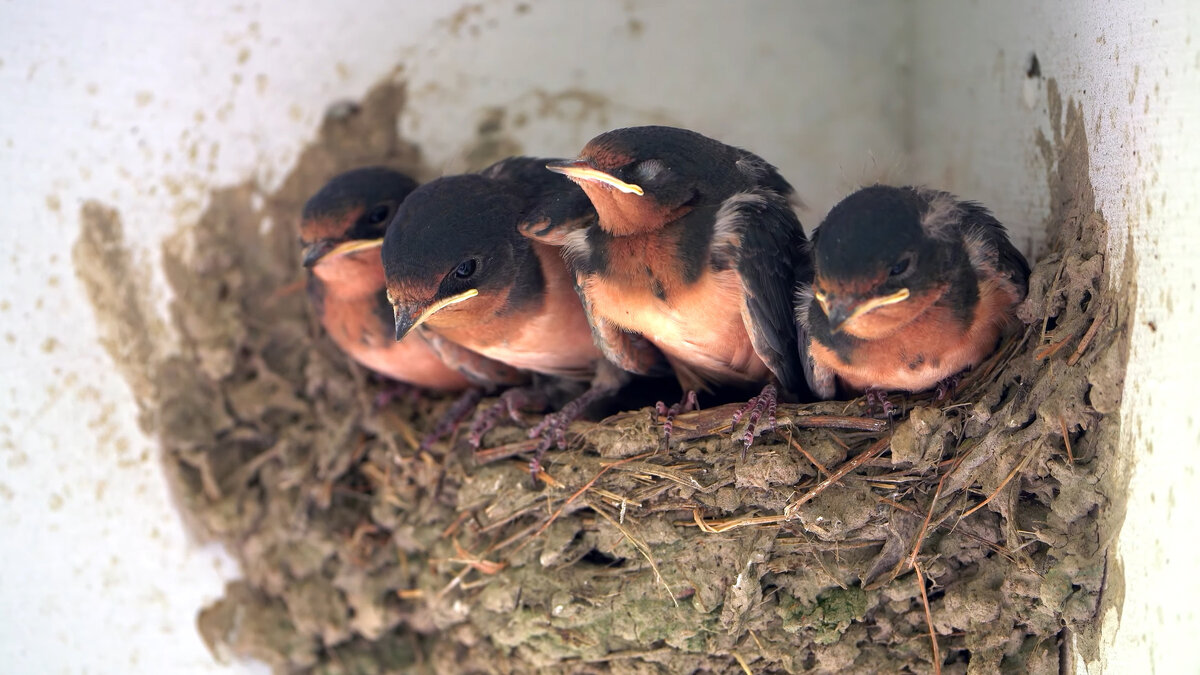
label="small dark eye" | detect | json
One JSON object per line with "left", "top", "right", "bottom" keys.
{"left": 633, "top": 159, "right": 666, "bottom": 182}
{"left": 889, "top": 259, "right": 910, "bottom": 276}
{"left": 365, "top": 204, "right": 391, "bottom": 225}
{"left": 454, "top": 259, "right": 477, "bottom": 279}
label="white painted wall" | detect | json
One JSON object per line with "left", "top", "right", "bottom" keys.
{"left": 1, "top": 0, "right": 1195, "bottom": 672}
{"left": 909, "top": 3, "right": 1200, "bottom": 672}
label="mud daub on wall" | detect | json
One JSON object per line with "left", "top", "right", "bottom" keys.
{"left": 74, "top": 77, "right": 1128, "bottom": 673}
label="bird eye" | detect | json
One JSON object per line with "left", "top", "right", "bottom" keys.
{"left": 365, "top": 204, "right": 392, "bottom": 225}
{"left": 453, "top": 259, "right": 477, "bottom": 279}
{"left": 633, "top": 159, "right": 666, "bottom": 182}
{"left": 889, "top": 258, "right": 910, "bottom": 277}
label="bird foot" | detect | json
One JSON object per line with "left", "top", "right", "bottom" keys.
{"left": 527, "top": 385, "right": 608, "bottom": 484}
{"left": 934, "top": 374, "right": 963, "bottom": 403}
{"left": 418, "top": 389, "right": 483, "bottom": 452}
{"left": 372, "top": 382, "right": 419, "bottom": 409}
{"left": 467, "top": 387, "right": 550, "bottom": 448}
{"left": 864, "top": 388, "right": 898, "bottom": 418}
{"left": 655, "top": 390, "right": 699, "bottom": 447}
{"left": 730, "top": 384, "right": 778, "bottom": 458}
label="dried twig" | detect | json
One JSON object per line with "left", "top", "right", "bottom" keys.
{"left": 1039, "top": 257, "right": 1069, "bottom": 343}
{"left": 1035, "top": 307, "right": 1107, "bottom": 366}
{"left": 612, "top": 461, "right": 713, "bottom": 492}
{"left": 692, "top": 509, "right": 785, "bottom": 533}
{"left": 784, "top": 434, "right": 892, "bottom": 519}
{"left": 436, "top": 564, "right": 472, "bottom": 600}
{"left": 876, "top": 496, "right": 923, "bottom": 518}
{"left": 474, "top": 439, "right": 541, "bottom": 465}
{"left": 731, "top": 651, "right": 754, "bottom": 675}
{"left": 827, "top": 431, "right": 852, "bottom": 451}
{"left": 449, "top": 538, "right": 506, "bottom": 574}
{"left": 592, "top": 502, "right": 677, "bottom": 605}
{"left": 787, "top": 414, "right": 889, "bottom": 432}
{"left": 787, "top": 433, "right": 830, "bottom": 476}
{"left": 510, "top": 452, "right": 654, "bottom": 556}
{"left": 440, "top": 510, "right": 473, "bottom": 539}
{"left": 883, "top": 496, "right": 1021, "bottom": 565}
{"left": 487, "top": 519, "right": 545, "bottom": 556}
{"left": 669, "top": 405, "right": 888, "bottom": 439}
{"left": 960, "top": 447, "right": 1036, "bottom": 519}
{"left": 907, "top": 469, "right": 951, "bottom": 570}
{"left": 1067, "top": 309, "right": 1108, "bottom": 366}
{"left": 1058, "top": 416, "right": 1075, "bottom": 464}
{"left": 747, "top": 630, "right": 765, "bottom": 654}
{"left": 589, "top": 487, "right": 641, "bottom": 509}
{"left": 1034, "top": 336, "right": 1073, "bottom": 361}
{"left": 914, "top": 561, "right": 942, "bottom": 675}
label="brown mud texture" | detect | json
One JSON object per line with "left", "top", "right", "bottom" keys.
{"left": 76, "top": 79, "right": 1128, "bottom": 674}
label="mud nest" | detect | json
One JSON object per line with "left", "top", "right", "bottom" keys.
{"left": 76, "top": 80, "right": 1127, "bottom": 674}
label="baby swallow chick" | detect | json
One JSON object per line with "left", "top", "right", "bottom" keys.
{"left": 300, "top": 167, "right": 473, "bottom": 391}
{"left": 382, "top": 157, "right": 614, "bottom": 470}
{"left": 542, "top": 125, "right": 812, "bottom": 450}
{"left": 798, "top": 185, "right": 1030, "bottom": 407}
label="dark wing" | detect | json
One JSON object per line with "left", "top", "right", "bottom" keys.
{"left": 482, "top": 156, "right": 597, "bottom": 245}
{"left": 478, "top": 155, "right": 550, "bottom": 183}
{"left": 574, "top": 276, "right": 672, "bottom": 378}
{"left": 794, "top": 282, "right": 838, "bottom": 400}
{"left": 733, "top": 150, "right": 801, "bottom": 208}
{"left": 958, "top": 200, "right": 1031, "bottom": 301}
{"left": 720, "top": 190, "right": 812, "bottom": 395}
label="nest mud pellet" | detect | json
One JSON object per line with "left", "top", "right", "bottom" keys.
{"left": 73, "top": 78, "right": 1128, "bottom": 674}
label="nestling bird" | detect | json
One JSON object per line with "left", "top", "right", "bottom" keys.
{"left": 299, "top": 167, "right": 474, "bottom": 391}
{"left": 797, "top": 185, "right": 1030, "bottom": 404}
{"left": 381, "top": 157, "right": 615, "bottom": 461}
{"left": 540, "top": 125, "right": 812, "bottom": 448}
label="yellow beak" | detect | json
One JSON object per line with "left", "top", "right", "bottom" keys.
{"left": 545, "top": 160, "right": 644, "bottom": 196}
{"left": 393, "top": 288, "right": 479, "bottom": 340}
{"left": 825, "top": 288, "right": 911, "bottom": 333}
{"left": 303, "top": 237, "right": 384, "bottom": 267}
{"left": 326, "top": 238, "right": 384, "bottom": 257}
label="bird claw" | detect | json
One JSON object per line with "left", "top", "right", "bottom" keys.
{"left": 418, "top": 389, "right": 483, "bottom": 452}
{"left": 467, "top": 387, "right": 548, "bottom": 448}
{"left": 372, "top": 382, "right": 419, "bottom": 409}
{"left": 731, "top": 384, "right": 778, "bottom": 458}
{"left": 527, "top": 402, "right": 580, "bottom": 450}
{"left": 466, "top": 400, "right": 510, "bottom": 449}
{"left": 527, "top": 412, "right": 569, "bottom": 487}
{"left": 934, "top": 374, "right": 962, "bottom": 403}
{"left": 864, "top": 388, "right": 898, "bottom": 418}
{"left": 527, "top": 432, "right": 564, "bottom": 486}
{"left": 655, "top": 390, "right": 699, "bottom": 448}
{"left": 526, "top": 386, "right": 607, "bottom": 484}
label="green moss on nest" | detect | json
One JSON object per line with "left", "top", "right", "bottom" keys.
{"left": 778, "top": 586, "right": 869, "bottom": 645}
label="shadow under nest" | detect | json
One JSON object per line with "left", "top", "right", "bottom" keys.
{"left": 152, "top": 86, "right": 1123, "bottom": 675}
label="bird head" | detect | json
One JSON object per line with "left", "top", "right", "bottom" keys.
{"left": 298, "top": 167, "right": 418, "bottom": 271}
{"left": 810, "top": 185, "right": 966, "bottom": 339}
{"left": 546, "top": 126, "right": 753, "bottom": 236}
{"left": 382, "top": 175, "right": 527, "bottom": 341}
